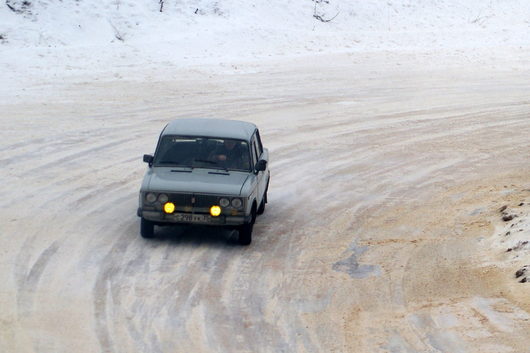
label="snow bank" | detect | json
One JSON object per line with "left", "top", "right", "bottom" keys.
{"left": 2, "top": 0, "right": 530, "bottom": 49}
{"left": 1, "top": 0, "right": 530, "bottom": 95}
{"left": 491, "top": 198, "right": 530, "bottom": 283}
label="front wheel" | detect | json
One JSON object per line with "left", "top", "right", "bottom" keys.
{"left": 238, "top": 223, "right": 253, "bottom": 245}
{"left": 257, "top": 196, "right": 266, "bottom": 215}
{"left": 140, "top": 218, "right": 155, "bottom": 238}
{"left": 257, "top": 180, "right": 269, "bottom": 215}
{"left": 238, "top": 207, "right": 256, "bottom": 245}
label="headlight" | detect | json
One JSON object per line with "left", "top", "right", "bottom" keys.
{"left": 231, "top": 198, "right": 242, "bottom": 209}
{"left": 145, "top": 193, "right": 157, "bottom": 204}
{"left": 158, "top": 193, "right": 168, "bottom": 203}
{"left": 210, "top": 205, "right": 221, "bottom": 217}
{"left": 219, "top": 198, "right": 230, "bottom": 207}
{"left": 163, "top": 202, "right": 175, "bottom": 214}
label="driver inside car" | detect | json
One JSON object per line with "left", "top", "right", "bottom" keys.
{"left": 210, "top": 139, "right": 248, "bottom": 170}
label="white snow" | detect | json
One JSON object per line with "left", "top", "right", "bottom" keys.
{"left": 1, "top": 0, "right": 530, "bottom": 98}
{"left": 1, "top": 3, "right": 530, "bottom": 351}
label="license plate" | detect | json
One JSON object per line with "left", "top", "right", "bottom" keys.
{"left": 172, "top": 213, "right": 209, "bottom": 223}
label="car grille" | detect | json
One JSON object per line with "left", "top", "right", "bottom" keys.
{"left": 167, "top": 193, "right": 219, "bottom": 212}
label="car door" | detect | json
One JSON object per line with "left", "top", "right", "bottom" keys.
{"left": 256, "top": 130, "right": 269, "bottom": 196}
{"left": 251, "top": 132, "right": 267, "bottom": 205}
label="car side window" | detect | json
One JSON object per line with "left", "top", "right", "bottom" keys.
{"left": 255, "top": 130, "right": 263, "bottom": 155}
{"left": 251, "top": 136, "right": 259, "bottom": 167}
{"left": 253, "top": 139, "right": 260, "bottom": 160}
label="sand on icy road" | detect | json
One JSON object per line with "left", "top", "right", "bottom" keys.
{"left": 1, "top": 51, "right": 530, "bottom": 353}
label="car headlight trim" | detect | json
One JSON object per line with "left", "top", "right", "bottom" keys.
{"left": 219, "top": 198, "right": 230, "bottom": 207}
{"left": 158, "top": 193, "right": 169, "bottom": 203}
{"left": 145, "top": 192, "right": 157, "bottom": 204}
{"left": 231, "top": 198, "right": 242, "bottom": 209}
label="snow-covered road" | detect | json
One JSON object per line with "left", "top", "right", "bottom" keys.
{"left": 1, "top": 51, "right": 530, "bottom": 352}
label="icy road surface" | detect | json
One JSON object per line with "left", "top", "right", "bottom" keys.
{"left": 1, "top": 52, "right": 530, "bottom": 352}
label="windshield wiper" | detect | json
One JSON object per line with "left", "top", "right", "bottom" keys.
{"left": 171, "top": 169, "right": 192, "bottom": 173}
{"left": 209, "top": 171, "right": 230, "bottom": 175}
{"left": 193, "top": 159, "right": 229, "bottom": 172}
{"left": 157, "top": 161, "right": 191, "bottom": 166}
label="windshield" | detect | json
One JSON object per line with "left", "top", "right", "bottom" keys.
{"left": 154, "top": 136, "right": 251, "bottom": 172}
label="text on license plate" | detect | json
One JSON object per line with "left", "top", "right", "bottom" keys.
{"left": 173, "top": 213, "right": 209, "bottom": 222}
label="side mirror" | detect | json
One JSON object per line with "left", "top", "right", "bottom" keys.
{"left": 255, "top": 159, "right": 267, "bottom": 172}
{"left": 143, "top": 154, "right": 154, "bottom": 167}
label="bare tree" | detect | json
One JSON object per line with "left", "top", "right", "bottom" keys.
{"left": 312, "top": 0, "right": 339, "bottom": 23}
{"left": 108, "top": 20, "right": 125, "bottom": 41}
{"left": 6, "top": 0, "right": 32, "bottom": 14}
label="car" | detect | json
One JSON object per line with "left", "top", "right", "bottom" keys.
{"left": 137, "top": 118, "right": 270, "bottom": 245}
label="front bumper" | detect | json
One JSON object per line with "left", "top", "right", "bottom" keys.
{"left": 138, "top": 208, "right": 249, "bottom": 226}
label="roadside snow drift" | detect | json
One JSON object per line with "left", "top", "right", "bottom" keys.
{"left": 1, "top": 0, "right": 530, "bottom": 84}
{"left": 2, "top": 1, "right": 530, "bottom": 353}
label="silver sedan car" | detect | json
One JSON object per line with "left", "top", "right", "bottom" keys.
{"left": 137, "top": 118, "right": 270, "bottom": 245}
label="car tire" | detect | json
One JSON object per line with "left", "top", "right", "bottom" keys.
{"left": 238, "top": 207, "right": 256, "bottom": 245}
{"left": 257, "top": 179, "right": 269, "bottom": 215}
{"left": 238, "top": 223, "right": 252, "bottom": 245}
{"left": 257, "top": 196, "right": 266, "bottom": 215}
{"left": 141, "top": 218, "right": 155, "bottom": 238}
{"left": 264, "top": 177, "right": 270, "bottom": 204}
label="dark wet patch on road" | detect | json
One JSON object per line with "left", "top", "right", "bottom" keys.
{"left": 332, "top": 242, "right": 381, "bottom": 278}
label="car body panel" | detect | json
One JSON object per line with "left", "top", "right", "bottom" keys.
{"left": 143, "top": 167, "right": 250, "bottom": 196}
{"left": 162, "top": 118, "right": 257, "bottom": 141}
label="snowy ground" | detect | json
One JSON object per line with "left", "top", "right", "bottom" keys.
{"left": 2, "top": 1, "right": 530, "bottom": 352}
{"left": 2, "top": 50, "right": 530, "bottom": 352}
{"left": 489, "top": 196, "right": 530, "bottom": 283}
{"left": 2, "top": 0, "right": 530, "bottom": 97}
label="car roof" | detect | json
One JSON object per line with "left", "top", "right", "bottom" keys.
{"left": 162, "top": 118, "right": 257, "bottom": 141}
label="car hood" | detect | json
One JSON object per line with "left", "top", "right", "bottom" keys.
{"left": 145, "top": 167, "right": 250, "bottom": 196}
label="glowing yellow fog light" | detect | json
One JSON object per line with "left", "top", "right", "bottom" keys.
{"left": 163, "top": 202, "right": 175, "bottom": 214}
{"left": 210, "top": 205, "right": 221, "bottom": 217}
